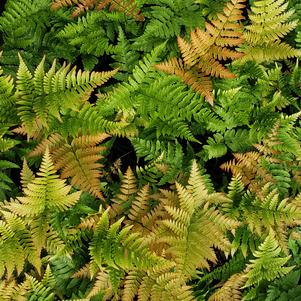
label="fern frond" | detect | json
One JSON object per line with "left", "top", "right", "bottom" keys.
{"left": 156, "top": 0, "right": 245, "bottom": 103}
{"left": 30, "top": 133, "right": 109, "bottom": 200}
{"left": 154, "top": 160, "right": 240, "bottom": 276}
{"left": 0, "top": 211, "right": 40, "bottom": 279}
{"left": 122, "top": 271, "right": 144, "bottom": 301}
{"left": 243, "top": 231, "right": 294, "bottom": 288}
{"left": 0, "top": 55, "right": 17, "bottom": 124}
{"left": 86, "top": 268, "right": 113, "bottom": 298}
{"left": 221, "top": 114, "right": 301, "bottom": 197}
{"left": 4, "top": 149, "right": 81, "bottom": 254}
{"left": 16, "top": 55, "right": 118, "bottom": 135}
{"left": 208, "top": 273, "right": 245, "bottom": 301}
{"left": 240, "top": 0, "right": 301, "bottom": 62}
{"left": 20, "top": 159, "right": 35, "bottom": 191}
{"left": 155, "top": 58, "right": 213, "bottom": 103}
{"left": 111, "top": 167, "right": 138, "bottom": 217}
{"left": 89, "top": 207, "right": 169, "bottom": 284}
{"left": 51, "top": 0, "right": 144, "bottom": 20}
{"left": 0, "top": 278, "right": 26, "bottom": 301}
{"left": 127, "top": 184, "right": 150, "bottom": 224}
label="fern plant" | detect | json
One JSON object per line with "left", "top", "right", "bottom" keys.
{"left": 133, "top": 0, "right": 206, "bottom": 52}
{"left": 242, "top": 231, "right": 294, "bottom": 300}
{"left": 221, "top": 113, "right": 301, "bottom": 197}
{"left": 51, "top": 0, "right": 144, "bottom": 20}
{"left": 0, "top": 0, "right": 75, "bottom": 76}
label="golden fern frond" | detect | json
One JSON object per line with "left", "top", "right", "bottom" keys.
{"left": 28, "top": 133, "right": 64, "bottom": 157}
{"left": 240, "top": 0, "right": 301, "bottom": 62}
{"left": 86, "top": 269, "right": 113, "bottom": 299}
{"left": 4, "top": 149, "right": 81, "bottom": 254}
{"left": 73, "top": 263, "right": 91, "bottom": 279}
{"left": 0, "top": 278, "right": 26, "bottom": 301}
{"left": 122, "top": 271, "right": 145, "bottom": 301}
{"left": 148, "top": 272, "right": 195, "bottom": 301}
{"left": 79, "top": 213, "right": 102, "bottom": 230}
{"left": 46, "top": 227, "right": 68, "bottom": 255}
{"left": 155, "top": 57, "right": 214, "bottom": 104}
{"left": 221, "top": 152, "right": 268, "bottom": 194}
{"left": 221, "top": 115, "right": 301, "bottom": 196}
{"left": 127, "top": 184, "right": 149, "bottom": 224}
{"left": 12, "top": 118, "right": 44, "bottom": 140}
{"left": 0, "top": 211, "right": 41, "bottom": 279}
{"left": 208, "top": 273, "right": 245, "bottom": 301}
{"left": 187, "top": 160, "right": 209, "bottom": 202}
{"left": 153, "top": 161, "right": 240, "bottom": 276}
{"left": 51, "top": 0, "right": 144, "bottom": 20}
{"left": 156, "top": 0, "right": 245, "bottom": 104}
{"left": 116, "top": 167, "right": 137, "bottom": 201}
{"left": 29, "top": 133, "right": 109, "bottom": 201}
{"left": 111, "top": 167, "right": 137, "bottom": 217}
{"left": 20, "top": 159, "right": 35, "bottom": 190}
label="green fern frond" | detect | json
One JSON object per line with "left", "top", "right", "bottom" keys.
{"left": 240, "top": 0, "right": 301, "bottom": 62}
{"left": 16, "top": 55, "right": 118, "bottom": 135}
{"left": 3, "top": 149, "right": 81, "bottom": 254}
{"left": 243, "top": 231, "right": 294, "bottom": 290}
{"left": 0, "top": 211, "right": 40, "bottom": 279}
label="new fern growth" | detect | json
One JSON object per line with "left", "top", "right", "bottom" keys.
{"left": 0, "top": 149, "right": 81, "bottom": 278}
{"left": 242, "top": 231, "right": 294, "bottom": 300}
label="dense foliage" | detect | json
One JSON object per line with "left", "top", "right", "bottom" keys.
{"left": 0, "top": 0, "right": 301, "bottom": 300}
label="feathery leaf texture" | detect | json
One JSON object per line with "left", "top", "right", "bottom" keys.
{"left": 243, "top": 231, "right": 294, "bottom": 288}
{"left": 208, "top": 273, "right": 245, "bottom": 301}
{"left": 29, "top": 133, "right": 109, "bottom": 200}
{"left": 51, "top": 0, "right": 144, "bottom": 20}
{"left": 16, "top": 55, "right": 118, "bottom": 135}
{"left": 221, "top": 114, "right": 301, "bottom": 197}
{"left": 239, "top": 0, "right": 301, "bottom": 62}
{"left": 156, "top": 0, "right": 246, "bottom": 103}
{"left": 0, "top": 149, "right": 81, "bottom": 279}
{"left": 3, "top": 149, "right": 81, "bottom": 254}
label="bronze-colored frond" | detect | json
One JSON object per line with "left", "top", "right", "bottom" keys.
{"left": 156, "top": 0, "right": 245, "bottom": 104}
{"left": 29, "top": 133, "right": 110, "bottom": 201}
{"left": 208, "top": 273, "right": 245, "bottom": 301}
{"left": 51, "top": 0, "right": 144, "bottom": 20}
